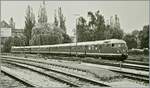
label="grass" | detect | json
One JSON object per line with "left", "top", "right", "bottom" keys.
{"left": 127, "top": 55, "right": 149, "bottom": 62}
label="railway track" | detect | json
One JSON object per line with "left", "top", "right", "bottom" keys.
{"left": 1, "top": 55, "right": 149, "bottom": 83}
{"left": 82, "top": 62, "right": 149, "bottom": 83}
{"left": 80, "top": 59, "right": 149, "bottom": 71}
{"left": 2, "top": 54, "right": 149, "bottom": 71}
{"left": 124, "top": 60, "right": 149, "bottom": 66}
{"left": 1, "top": 66, "right": 37, "bottom": 87}
{"left": 1, "top": 57, "right": 110, "bottom": 87}
{"left": 2, "top": 61, "right": 80, "bottom": 87}
{"left": 41, "top": 55, "right": 149, "bottom": 71}
{"left": 109, "top": 68, "right": 149, "bottom": 83}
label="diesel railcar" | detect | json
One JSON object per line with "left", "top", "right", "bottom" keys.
{"left": 11, "top": 39, "right": 128, "bottom": 61}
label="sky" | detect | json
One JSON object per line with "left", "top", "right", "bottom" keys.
{"left": 1, "top": 1, "right": 149, "bottom": 36}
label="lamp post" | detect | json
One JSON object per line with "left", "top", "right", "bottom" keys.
{"left": 73, "top": 14, "right": 80, "bottom": 57}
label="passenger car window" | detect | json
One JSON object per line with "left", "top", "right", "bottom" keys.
{"left": 94, "top": 45, "right": 97, "bottom": 50}
{"left": 92, "top": 45, "right": 94, "bottom": 50}
{"left": 99, "top": 45, "right": 102, "bottom": 48}
{"left": 112, "top": 44, "right": 114, "bottom": 47}
{"left": 88, "top": 46, "right": 91, "bottom": 50}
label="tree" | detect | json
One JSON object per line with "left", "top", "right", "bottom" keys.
{"left": 76, "top": 17, "right": 93, "bottom": 42}
{"left": 88, "top": 11, "right": 96, "bottom": 29}
{"left": 104, "top": 25, "right": 112, "bottom": 39}
{"left": 132, "top": 30, "right": 140, "bottom": 48}
{"left": 38, "top": 1, "right": 47, "bottom": 24}
{"left": 62, "top": 34, "right": 72, "bottom": 43}
{"left": 93, "top": 10, "right": 106, "bottom": 40}
{"left": 110, "top": 27, "right": 124, "bottom": 39}
{"left": 2, "top": 35, "right": 26, "bottom": 52}
{"left": 138, "top": 25, "right": 149, "bottom": 48}
{"left": 123, "top": 34, "right": 137, "bottom": 49}
{"left": 108, "top": 14, "right": 123, "bottom": 39}
{"left": 30, "top": 23, "right": 66, "bottom": 45}
{"left": 58, "top": 7, "right": 66, "bottom": 33}
{"left": 2, "top": 37, "right": 12, "bottom": 52}
{"left": 56, "top": 7, "right": 71, "bottom": 43}
{"left": 110, "top": 14, "right": 120, "bottom": 29}
{"left": 78, "top": 11, "right": 124, "bottom": 41}
{"left": 9, "top": 17, "right": 15, "bottom": 29}
{"left": 87, "top": 11, "right": 106, "bottom": 40}
{"left": 114, "top": 14, "right": 120, "bottom": 29}
{"left": 24, "top": 5, "right": 35, "bottom": 45}
{"left": 30, "top": 5, "right": 71, "bottom": 45}
{"left": 54, "top": 9, "right": 58, "bottom": 26}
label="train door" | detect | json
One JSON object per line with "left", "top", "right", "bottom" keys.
{"left": 98, "top": 44, "right": 102, "bottom": 53}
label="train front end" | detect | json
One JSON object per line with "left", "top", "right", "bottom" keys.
{"left": 119, "top": 42, "right": 128, "bottom": 60}
{"left": 112, "top": 39, "right": 128, "bottom": 61}
{"left": 100, "top": 39, "right": 128, "bottom": 61}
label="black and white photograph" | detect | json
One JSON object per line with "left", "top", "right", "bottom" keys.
{"left": 0, "top": 0, "right": 149, "bottom": 88}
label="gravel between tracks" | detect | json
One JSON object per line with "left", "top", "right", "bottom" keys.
{"left": 39, "top": 58, "right": 122, "bottom": 81}
{"left": 3, "top": 55, "right": 122, "bottom": 81}
{"left": 1, "top": 54, "right": 149, "bottom": 87}
{"left": 2, "top": 63, "right": 69, "bottom": 87}
{"left": 0, "top": 72, "right": 27, "bottom": 88}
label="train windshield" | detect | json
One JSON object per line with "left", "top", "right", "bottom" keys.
{"left": 112, "top": 43, "right": 126, "bottom": 47}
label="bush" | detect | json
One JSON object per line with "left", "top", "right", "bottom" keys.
{"left": 128, "top": 48, "right": 149, "bottom": 55}
{"left": 143, "top": 48, "right": 149, "bottom": 55}
{"left": 2, "top": 35, "right": 26, "bottom": 53}
{"left": 128, "top": 49, "right": 143, "bottom": 55}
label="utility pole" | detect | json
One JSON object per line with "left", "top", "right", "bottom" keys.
{"left": 73, "top": 14, "right": 80, "bottom": 57}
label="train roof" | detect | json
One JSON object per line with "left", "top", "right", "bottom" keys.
{"left": 12, "top": 39, "right": 126, "bottom": 48}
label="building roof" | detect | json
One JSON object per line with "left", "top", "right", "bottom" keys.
{"left": 0, "top": 20, "right": 11, "bottom": 28}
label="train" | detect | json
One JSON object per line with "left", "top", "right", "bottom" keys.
{"left": 11, "top": 39, "right": 128, "bottom": 61}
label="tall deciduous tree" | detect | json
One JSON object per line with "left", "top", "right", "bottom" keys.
{"left": 123, "top": 34, "right": 137, "bottom": 49}
{"left": 88, "top": 11, "right": 96, "bottom": 29}
{"left": 2, "top": 35, "right": 26, "bottom": 52}
{"left": 58, "top": 7, "right": 66, "bottom": 33}
{"left": 138, "top": 25, "right": 149, "bottom": 48}
{"left": 77, "top": 17, "right": 92, "bottom": 42}
{"left": 24, "top": 5, "right": 35, "bottom": 45}
{"left": 9, "top": 17, "right": 15, "bottom": 29}
{"left": 88, "top": 10, "right": 106, "bottom": 40}
{"left": 54, "top": 9, "right": 58, "bottom": 26}
{"left": 132, "top": 30, "right": 140, "bottom": 48}
{"left": 38, "top": 1, "right": 47, "bottom": 24}
{"left": 109, "top": 14, "right": 123, "bottom": 39}
{"left": 94, "top": 10, "right": 106, "bottom": 40}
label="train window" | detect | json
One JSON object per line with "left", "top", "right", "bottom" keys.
{"left": 112, "top": 43, "right": 122, "bottom": 47}
{"left": 94, "top": 45, "right": 97, "bottom": 50}
{"left": 99, "top": 45, "right": 102, "bottom": 48}
{"left": 121, "top": 43, "right": 125, "bottom": 47}
{"left": 95, "top": 47, "right": 98, "bottom": 50}
{"left": 88, "top": 46, "right": 91, "bottom": 50}
{"left": 112, "top": 44, "right": 114, "bottom": 47}
{"left": 91, "top": 45, "right": 94, "bottom": 50}
{"left": 106, "top": 44, "right": 111, "bottom": 47}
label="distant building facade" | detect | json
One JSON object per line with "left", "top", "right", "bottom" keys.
{"left": 0, "top": 20, "right": 24, "bottom": 50}
{"left": 12, "top": 29, "right": 24, "bottom": 37}
{"left": 0, "top": 20, "right": 12, "bottom": 50}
